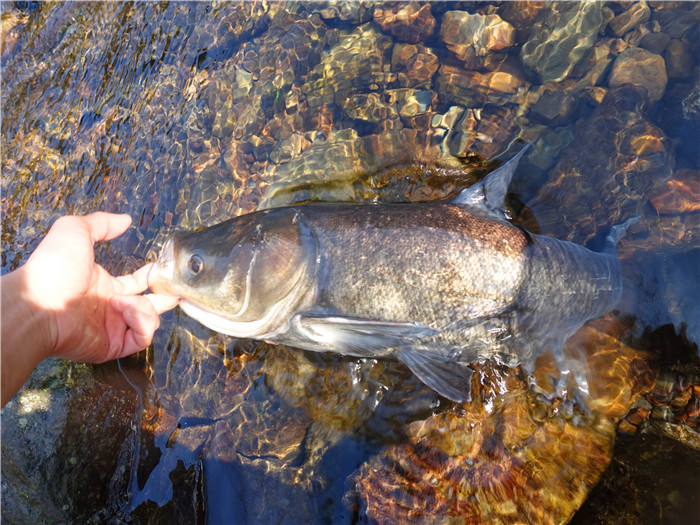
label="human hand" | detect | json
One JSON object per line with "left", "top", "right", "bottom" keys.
{"left": 20, "top": 212, "right": 178, "bottom": 363}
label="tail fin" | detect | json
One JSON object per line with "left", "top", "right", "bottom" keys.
{"left": 603, "top": 216, "right": 640, "bottom": 253}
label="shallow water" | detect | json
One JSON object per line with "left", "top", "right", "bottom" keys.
{"left": 1, "top": 2, "right": 699, "bottom": 524}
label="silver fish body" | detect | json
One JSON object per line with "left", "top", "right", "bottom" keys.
{"left": 148, "top": 144, "right": 636, "bottom": 402}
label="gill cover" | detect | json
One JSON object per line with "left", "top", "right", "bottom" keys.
{"left": 166, "top": 208, "right": 319, "bottom": 337}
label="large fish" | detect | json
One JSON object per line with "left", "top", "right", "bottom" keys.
{"left": 148, "top": 143, "right": 637, "bottom": 402}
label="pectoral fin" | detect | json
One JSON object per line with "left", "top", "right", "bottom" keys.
{"left": 396, "top": 347, "right": 474, "bottom": 402}
{"left": 296, "top": 314, "right": 438, "bottom": 357}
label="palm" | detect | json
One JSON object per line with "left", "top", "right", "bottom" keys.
{"left": 23, "top": 213, "right": 174, "bottom": 363}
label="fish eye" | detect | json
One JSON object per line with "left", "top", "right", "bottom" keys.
{"left": 187, "top": 254, "right": 204, "bottom": 276}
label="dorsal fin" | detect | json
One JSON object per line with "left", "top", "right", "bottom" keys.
{"left": 603, "top": 216, "right": 640, "bottom": 254}
{"left": 452, "top": 142, "right": 533, "bottom": 220}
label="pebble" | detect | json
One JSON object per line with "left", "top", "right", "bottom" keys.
{"left": 440, "top": 10, "right": 515, "bottom": 61}
{"left": 609, "top": 46, "right": 668, "bottom": 102}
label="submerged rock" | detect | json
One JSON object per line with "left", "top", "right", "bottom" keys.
{"left": 304, "top": 0, "right": 374, "bottom": 24}
{"left": 437, "top": 64, "right": 528, "bottom": 108}
{"left": 374, "top": 2, "right": 435, "bottom": 44}
{"left": 664, "top": 38, "right": 694, "bottom": 79}
{"left": 345, "top": 323, "right": 657, "bottom": 524}
{"left": 608, "top": 1, "right": 651, "bottom": 37}
{"left": 528, "top": 86, "right": 673, "bottom": 245}
{"left": 303, "top": 24, "right": 395, "bottom": 110}
{"left": 440, "top": 10, "right": 515, "bottom": 61}
{"left": 391, "top": 43, "right": 439, "bottom": 86}
{"left": 521, "top": 2, "right": 605, "bottom": 82}
{"left": 609, "top": 46, "right": 668, "bottom": 102}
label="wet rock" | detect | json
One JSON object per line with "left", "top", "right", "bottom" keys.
{"left": 571, "top": 433, "right": 700, "bottom": 525}
{"left": 303, "top": 24, "right": 395, "bottom": 110}
{"left": 374, "top": 2, "right": 435, "bottom": 44}
{"left": 345, "top": 324, "right": 656, "bottom": 524}
{"left": 440, "top": 10, "right": 515, "bottom": 61}
{"left": 649, "top": 169, "right": 700, "bottom": 216}
{"left": 609, "top": 46, "right": 668, "bottom": 102}
{"left": 664, "top": 38, "right": 694, "bottom": 79}
{"left": 652, "top": 1, "right": 700, "bottom": 40}
{"left": 530, "top": 88, "right": 579, "bottom": 126}
{"left": 431, "top": 103, "right": 521, "bottom": 160}
{"left": 391, "top": 43, "right": 439, "bottom": 86}
{"left": 304, "top": 0, "right": 374, "bottom": 24}
{"left": 682, "top": 83, "right": 700, "bottom": 121}
{"left": 259, "top": 128, "right": 367, "bottom": 206}
{"left": 634, "top": 168, "right": 700, "bottom": 253}
{"left": 608, "top": 1, "right": 651, "bottom": 37}
{"left": 438, "top": 64, "right": 528, "bottom": 108}
{"left": 570, "top": 38, "right": 617, "bottom": 89}
{"left": 1, "top": 360, "right": 146, "bottom": 524}
{"left": 499, "top": 1, "right": 546, "bottom": 39}
{"left": 269, "top": 132, "right": 311, "bottom": 165}
{"left": 527, "top": 86, "right": 673, "bottom": 245}
{"left": 639, "top": 30, "right": 671, "bottom": 54}
{"left": 0, "top": 7, "right": 28, "bottom": 59}
{"left": 521, "top": 2, "right": 605, "bottom": 82}
{"left": 343, "top": 92, "right": 398, "bottom": 123}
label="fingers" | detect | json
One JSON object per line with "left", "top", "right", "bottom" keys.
{"left": 110, "top": 294, "right": 162, "bottom": 358}
{"left": 116, "top": 263, "right": 152, "bottom": 295}
{"left": 82, "top": 212, "right": 132, "bottom": 243}
{"left": 115, "top": 264, "right": 179, "bottom": 312}
{"left": 146, "top": 293, "right": 180, "bottom": 314}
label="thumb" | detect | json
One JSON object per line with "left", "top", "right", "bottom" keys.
{"left": 83, "top": 212, "right": 133, "bottom": 243}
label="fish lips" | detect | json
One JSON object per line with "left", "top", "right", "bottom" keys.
{"left": 147, "top": 238, "right": 178, "bottom": 297}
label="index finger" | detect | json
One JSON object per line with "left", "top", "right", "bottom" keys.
{"left": 115, "top": 263, "right": 152, "bottom": 295}
{"left": 83, "top": 212, "right": 133, "bottom": 243}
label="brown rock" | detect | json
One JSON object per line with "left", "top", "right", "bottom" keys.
{"left": 440, "top": 10, "right": 515, "bottom": 61}
{"left": 391, "top": 43, "right": 439, "bottom": 85}
{"left": 531, "top": 88, "right": 578, "bottom": 125}
{"left": 639, "top": 31, "right": 671, "bottom": 54}
{"left": 665, "top": 38, "right": 694, "bottom": 79}
{"left": 374, "top": 2, "right": 435, "bottom": 43}
{"left": 438, "top": 64, "right": 527, "bottom": 108}
{"left": 609, "top": 47, "right": 668, "bottom": 102}
{"left": 608, "top": 1, "right": 651, "bottom": 37}
{"left": 527, "top": 86, "right": 672, "bottom": 245}
{"left": 499, "top": 1, "right": 546, "bottom": 35}
{"left": 649, "top": 169, "right": 700, "bottom": 215}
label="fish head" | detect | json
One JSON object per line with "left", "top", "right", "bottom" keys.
{"left": 148, "top": 208, "right": 318, "bottom": 338}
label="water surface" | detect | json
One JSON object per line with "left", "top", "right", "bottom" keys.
{"left": 2, "top": 2, "right": 699, "bottom": 523}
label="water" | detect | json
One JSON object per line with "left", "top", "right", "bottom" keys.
{"left": 2, "top": 2, "right": 699, "bottom": 524}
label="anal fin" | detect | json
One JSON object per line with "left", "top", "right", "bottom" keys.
{"left": 396, "top": 347, "right": 474, "bottom": 402}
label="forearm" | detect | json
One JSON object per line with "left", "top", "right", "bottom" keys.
{"left": 1, "top": 268, "right": 54, "bottom": 407}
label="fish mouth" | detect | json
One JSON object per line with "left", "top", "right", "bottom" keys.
{"left": 147, "top": 238, "right": 177, "bottom": 296}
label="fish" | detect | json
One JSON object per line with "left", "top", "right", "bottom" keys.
{"left": 148, "top": 143, "right": 638, "bottom": 402}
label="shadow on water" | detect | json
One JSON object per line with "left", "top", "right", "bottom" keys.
{"left": 2, "top": 1, "right": 699, "bottom": 524}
